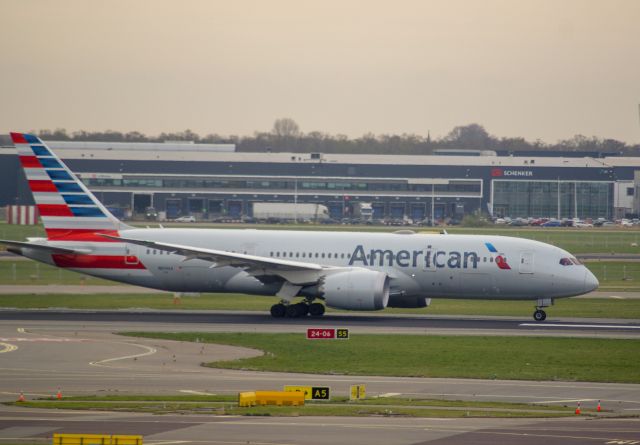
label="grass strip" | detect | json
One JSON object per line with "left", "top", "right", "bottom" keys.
{"left": 5, "top": 395, "right": 579, "bottom": 418}
{"left": 2, "top": 222, "right": 640, "bottom": 254}
{"left": 122, "top": 332, "right": 640, "bottom": 383}
{"left": 1, "top": 293, "right": 639, "bottom": 319}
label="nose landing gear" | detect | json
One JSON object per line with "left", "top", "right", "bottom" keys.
{"left": 533, "top": 298, "right": 553, "bottom": 322}
{"left": 533, "top": 309, "right": 547, "bottom": 321}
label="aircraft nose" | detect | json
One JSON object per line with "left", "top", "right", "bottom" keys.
{"left": 584, "top": 269, "right": 599, "bottom": 293}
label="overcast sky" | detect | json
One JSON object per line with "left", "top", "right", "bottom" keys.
{"left": 1, "top": 0, "right": 639, "bottom": 143}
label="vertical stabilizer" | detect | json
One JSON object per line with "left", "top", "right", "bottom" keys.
{"left": 11, "top": 132, "right": 131, "bottom": 241}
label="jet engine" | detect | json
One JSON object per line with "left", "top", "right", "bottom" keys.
{"left": 320, "top": 269, "right": 390, "bottom": 310}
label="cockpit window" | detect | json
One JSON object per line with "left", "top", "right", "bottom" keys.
{"left": 559, "top": 258, "right": 573, "bottom": 266}
{"left": 570, "top": 257, "right": 582, "bottom": 265}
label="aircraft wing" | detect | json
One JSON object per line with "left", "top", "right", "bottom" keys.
{"left": 103, "top": 235, "right": 331, "bottom": 286}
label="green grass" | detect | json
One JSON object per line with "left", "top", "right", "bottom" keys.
{"left": 0, "top": 260, "right": 114, "bottom": 285}
{"left": 0, "top": 223, "right": 45, "bottom": 242}
{"left": 3, "top": 221, "right": 640, "bottom": 254}
{"left": 1, "top": 293, "right": 639, "bottom": 319}
{"left": 122, "top": 332, "right": 640, "bottom": 383}
{"left": 6, "top": 394, "right": 579, "bottom": 418}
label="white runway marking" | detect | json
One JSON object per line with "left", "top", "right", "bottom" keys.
{"left": 520, "top": 323, "right": 640, "bottom": 329}
{"left": 147, "top": 442, "right": 191, "bottom": 445}
{"left": 180, "top": 390, "right": 217, "bottom": 396}
{"left": 0, "top": 337, "right": 87, "bottom": 342}
{"left": 533, "top": 398, "right": 596, "bottom": 404}
{"left": 89, "top": 343, "right": 157, "bottom": 367}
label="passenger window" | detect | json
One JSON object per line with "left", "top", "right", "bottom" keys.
{"left": 321, "top": 253, "right": 325, "bottom": 258}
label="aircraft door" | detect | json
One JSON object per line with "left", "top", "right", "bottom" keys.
{"left": 519, "top": 251, "right": 534, "bottom": 274}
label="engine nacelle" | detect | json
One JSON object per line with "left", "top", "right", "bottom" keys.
{"left": 320, "top": 269, "right": 390, "bottom": 311}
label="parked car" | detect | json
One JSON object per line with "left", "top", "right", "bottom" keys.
{"left": 541, "top": 220, "right": 561, "bottom": 227}
{"left": 174, "top": 215, "right": 196, "bottom": 223}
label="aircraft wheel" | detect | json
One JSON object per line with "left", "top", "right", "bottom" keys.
{"left": 533, "top": 309, "right": 546, "bottom": 322}
{"left": 296, "top": 303, "right": 310, "bottom": 316}
{"left": 309, "top": 303, "right": 325, "bottom": 317}
{"left": 286, "top": 304, "right": 304, "bottom": 318}
{"left": 270, "top": 303, "right": 286, "bottom": 318}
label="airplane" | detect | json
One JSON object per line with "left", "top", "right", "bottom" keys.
{"left": 1, "top": 132, "right": 599, "bottom": 321}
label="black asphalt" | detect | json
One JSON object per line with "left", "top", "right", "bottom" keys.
{"left": 1, "top": 309, "right": 638, "bottom": 334}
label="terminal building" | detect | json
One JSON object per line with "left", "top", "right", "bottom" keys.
{"left": 1, "top": 139, "right": 639, "bottom": 222}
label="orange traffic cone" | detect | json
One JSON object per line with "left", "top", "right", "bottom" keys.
{"left": 575, "top": 401, "right": 581, "bottom": 415}
{"left": 597, "top": 400, "right": 601, "bottom": 412}
{"left": 17, "top": 391, "right": 25, "bottom": 402}
{"left": 56, "top": 387, "right": 62, "bottom": 400}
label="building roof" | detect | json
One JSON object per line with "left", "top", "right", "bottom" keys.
{"left": 2, "top": 139, "right": 640, "bottom": 168}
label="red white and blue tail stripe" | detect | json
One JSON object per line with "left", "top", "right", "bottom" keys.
{"left": 10, "top": 132, "right": 131, "bottom": 242}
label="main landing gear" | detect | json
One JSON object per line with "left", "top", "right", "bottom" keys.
{"left": 270, "top": 301, "right": 326, "bottom": 318}
{"left": 532, "top": 298, "right": 553, "bottom": 322}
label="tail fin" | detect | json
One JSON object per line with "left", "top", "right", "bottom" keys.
{"left": 11, "top": 132, "right": 132, "bottom": 241}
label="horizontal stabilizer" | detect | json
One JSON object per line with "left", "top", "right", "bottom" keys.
{"left": 0, "top": 239, "right": 91, "bottom": 255}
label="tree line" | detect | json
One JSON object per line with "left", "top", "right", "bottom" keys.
{"left": 30, "top": 119, "right": 640, "bottom": 156}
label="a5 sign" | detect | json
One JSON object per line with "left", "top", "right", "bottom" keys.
{"left": 306, "top": 328, "right": 349, "bottom": 340}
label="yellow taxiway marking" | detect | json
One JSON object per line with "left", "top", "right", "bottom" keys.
{"left": 0, "top": 342, "right": 18, "bottom": 354}
{"left": 17, "top": 328, "right": 25, "bottom": 333}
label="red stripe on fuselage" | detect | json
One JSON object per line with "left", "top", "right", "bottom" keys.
{"left": 10, "top": 132, "right": 27, "bottom": 144}
{"left": 19, "top": 156, "right": 42, "bottom": 168}
{"left": 37, "top": 204, "right": 73, "bottom": 217}
{"left": 28, "top": 180, "right": 58, "bottom": 192}
{"left": 46, "top": 229, "right": 120, "bottom": 242}
{"left": 52, "top": 254, "right": 146, "bottom": 269}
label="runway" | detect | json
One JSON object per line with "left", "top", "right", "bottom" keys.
{"left": 0, "top": 308, "right": 639, "bottom": 338}
{"left": 0, "top": 315, "right": 639, "bottom": 444}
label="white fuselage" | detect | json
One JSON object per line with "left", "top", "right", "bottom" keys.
{"left": 26, "top": 228, "right": 598, "bottom": 301}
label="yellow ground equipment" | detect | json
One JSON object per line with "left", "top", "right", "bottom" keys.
{"left": 238, "top": 390, "right": 305, "bottom": 407}
{"left": 53, "top": 433, "right": 142, "bottom": 444}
